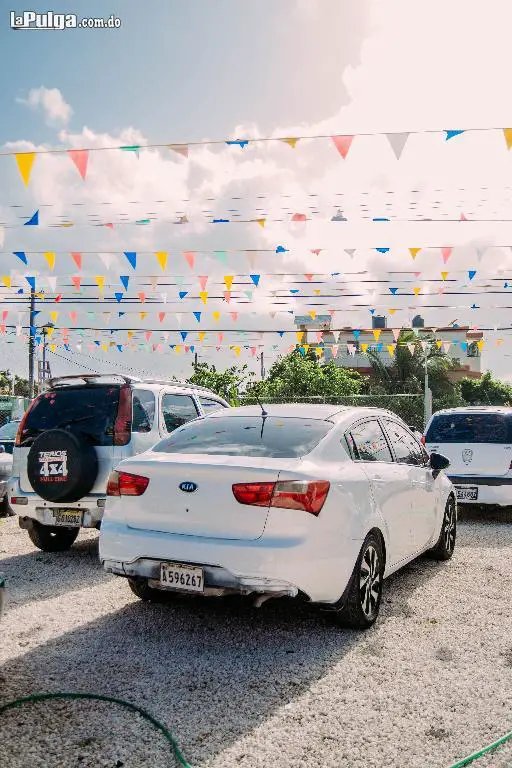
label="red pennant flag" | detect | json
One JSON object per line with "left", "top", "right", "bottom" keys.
{"left": 291, "top": 213, "right": 307, "bottom": 222}
{"left": 158, "top": 312, "right": 166, "bottom": 322}
{"left": 230, "top": 312, "right": 238, "bottom": 321}
{"left": 441, "top": 247, "right": 452, "bottom": 264}
{"left": 198, "top": 275, "right": 208, "bottom": 291}
{"left": 305, "top": 274, "right": 314, "bottom": 281}
{"left": 71, "top": 276, "right": 81, "bottom": 290}
{"left": 183, "top": 251, "right": 195, "bottom": 269}
{"left": 310, "top": 249, "right": 322, "bottom": 256}
{"left": 332, "top": 135, "right": 354, "bottom": 159}
{"left": 68, "top": 149, "right": 89, "bottom": 180}
{"left": 145, "top": 331, "right": 152, "bottom": 342}
{"left": 71, "top": 252, "right": 82, "bottom": 269}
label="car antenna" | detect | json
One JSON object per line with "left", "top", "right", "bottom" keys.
{"left": 253, "top": 385, "right": 268, "bottom": 438}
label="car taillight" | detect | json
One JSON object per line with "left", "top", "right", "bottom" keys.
{"left": 114, "top": 385, "right": 132, "bottom": 446}
{"left": 106, "top": 470, "right": 149, "bottom": 497}
{"left": 14, "top": 395, "right": 41, "bottom": 447}
{"left": 420, "top": 435, "right": 426, "bottom": 445}
{"left": 232, "top": 480, "right": 330, "bottom": 516}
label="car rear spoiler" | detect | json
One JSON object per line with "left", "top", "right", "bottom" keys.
{"left": 48, "top": 374, "right": 137, "bottom": 388}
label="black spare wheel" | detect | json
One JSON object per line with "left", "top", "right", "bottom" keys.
{"left": 27, "top": 429, "right": 99, "bottom": 503}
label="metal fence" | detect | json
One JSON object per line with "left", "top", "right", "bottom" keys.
{"left": 0, "top": 396, "right": 30, "bottom": 428}
{"left": 240, "top": 394, "right": 425, "bottom": 429}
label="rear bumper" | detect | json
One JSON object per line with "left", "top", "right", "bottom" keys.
{"left": 8, "top": 478, "right": 105, "bottom": 527}
{"left": 449, "top": 475, "right": 512, "bottom": 506}
{"left": 99, "top": 519, "right": 358, "bottom": 604}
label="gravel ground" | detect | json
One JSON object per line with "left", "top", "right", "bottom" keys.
{"left": 1, "top": 509, "right": 511, "bottom": 768}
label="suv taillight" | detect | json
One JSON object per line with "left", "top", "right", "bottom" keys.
{"left": 420, "top": 435, "right": 426, "bottom": 445}
{"left": 14, "top": 395, "right": 41, "bottom": 447}
{"left": 106, "top": 470, "right": 149, "bottom": 497}
{"left": 232, "top": 480, "right": 330, "bottom": 516}
{"left": 114, "top": 385, "right": 132, "bottom": 446}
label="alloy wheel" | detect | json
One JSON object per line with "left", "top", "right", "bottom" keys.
{"left": 443, "top": 499, "right": 456, "bottom": 554}
{"left": 359, "top": 544, "right": 381, "bottom": 619}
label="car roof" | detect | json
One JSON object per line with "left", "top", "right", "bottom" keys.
{"left": 205, "top": 404, "right": 401, "bottom": 422}
{"left": 47, "top": 374, "right": 227, "bottom": 401}
{"left": 431, "top": 406, "right": 512, "bottom": 416}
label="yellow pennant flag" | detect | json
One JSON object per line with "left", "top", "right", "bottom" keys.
{"left": 139, "top": 312, "right": 147, "bottom": 320}
{"left": 95, "top": 276, "right": 105, "bottom": 292}
{"left": 15, "top": 152, "right": 36, "bottom": 186}
{"left": 436, "top": 340, "right": 443, "bottom": 348}
{"left": 315, "top": 347, "right": 324, "bottom": 358}
{"left": 409, "top": 248, "right": 421, "bottom": 260}
{"left": 373, "top": 329, "right": 381, "bottom": 341}
{"left": 224, "top": 275, "right": 234, "bottom": 291}
{"left": 388, "top": 308, "right": 397, "bottom": 315}
{"left": 1, "top": 276, "right": 11, "bottom": 289}
{"left": 175, "top": 345, "right": 182, "bottom": 354}
{"left": 44, "top": 252, "right": 56, "bottom": 271}
{"left": 50, "top": 311, "right": 58, "bottom": 323}
{"left": 296, "top": 331, "right": 304, "bottom": 343}
{"left": 313, "top": 289, "right": 321, "bottom": 295}
{"left": 441, "top": 271, "right": 449, "bottom": 281}
{"left": 49, "top": 344, "right": 56, "bottom": 353}
{"left": 212, "top": 311, "right": 221, "bottom": 322}
{"left": 155, "top": 251, "right": 168, "bottom": 271}
{"left": 199, "top": 291, "right": 208, "bottom": 305}
{"left": 361, "top": 343, "right": 368, "bottom": 353}
{"left": 281, "top": 137, "right": 299, "bottom": 149}
{"left": 198, "top": 331, "right": 206, "bottom": 342}
{"left": 256, "top": 218, "right": 266, "bottom": 228}
{"left": 303, "top": 344, "right": 309, "bottom": 353}
{"left": 504, "top": 128, "right": 512, "bottom": 150}
{"left": 413, "top": 286, "right": 421, "bottom": 296}
{"left": 477, "top": 340, "right": 484, "bottom": 351}
{"left": 387, "top": 344, "right": 396, "bottom": 357}
{"left": 309, "top": 310, "right": 316, "bottom": 320}
{"left": 101, "top": 343, "right": 108, "bottom": 352}
{"left": 46, "top": 327, "right": 55, "bottom": 339}
{"left": 127, "top": 330, "right": 134, "bottom": 339}
{"left": 234, "top": 346, "right": 241, "bottom": 357}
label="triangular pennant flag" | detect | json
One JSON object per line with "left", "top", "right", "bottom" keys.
{"left": 120, "top": 145, "right": 141, "bottom": 155}
{"left": 376, "top": 247, "right": 389, "bottom": 254}
{"left": 98, "top": 253, "right": 117, "bottom": 271}
{"left": 44, "top": 251, "right": 56, "bottom": 271}
{"left": 296, "top": 331, "right": 304, "bottom": 343}
{"left": 460, "top": 212, "right": 468, "bottom": 221}
{"left": 68, "top": 149, "right": 89, "bottom": 180}
{"left": 391, "top": 328, "right": 400, "bottom": 341}
{"left": 213, "top": 312, "right": 221, "bottom": 323}
{"left": 256, "top": 218, "right": 266, "bottom": 228}
{"left": 281, "top": 137, "right": 299, "bottom": 148}
{"left": 250, "top": 274, "right": 260, "bottom": 287}
{"left": 503, "top": 129, "right": 512, "bottom": 150}
{"left": 193, "top": 311, "right": 202, "bottom": 323}
{"left": 198, "top": 275, "right": 208, "bottom": 291}
{"left": 407, "top": 343, "right": 416, "bottom": 355}
{"left": 169, "top": 144, "right": 189, "bottom": 158}
{"left": 413, "top": 286, "right": 421, "bottom": 296}
{"left": 199, "top": 291, "right": 208, "bottom": 305}
{"left": 373, "top": 329, "right": 381, "bottom": 342}
{"left": 119, "top": 275, "right": 129, "bottom": 291}
{"left": 24, "top": 210, "right": 39, "bottom": 226}
{"left": 445, "top": 130, "right": 465, "bottom": 140}
{"left": 124, "top": 251, "right": 137, "bottom": 270}
{"left": 14, "top": 251, "right": 27, "bottom": 265}
{"left": 443, "top": 342, "right": 452, "bottom": 354}
{"left": 309, "top": 310, "right": 316, "bottom": 320}
{"left": 138, "top": 292, "right": 146, "bottom": 303}
{"left": 180, "top": 331, "right": 188, "bottom": 342}
{"left": 71, "top": 276, "right": 81, "bottom": 290}
{"left": 155, "top": 251, "right": 168, "bottom": 271}
{"left": 1, "top": 276, "right": 11, "bottom": 289}
{"left": 387, "top": 344, "right": 396, "bottom": 357}
{"left": 95, "top": 276, "right": 105, "bottom": 292}
{"left": 409, "top": 248, "right": 421, "bottom": 260}
{"left": 305, "top": 274, "right": 314, "bottom": 281}
{"left": 441, "top": 247, "right": 452, "bottom": 263}
{"left": 46, "top": 276, "right": 57, "bottom": 292}
{"left": 224, "top": 275, "right": 234, "bottom": 291}
{"left": 198, "top": 331, "right": 205, "bottom": 342}
{"left": 468, "top": 270, "right": 476, "bottom": 280}
{"left": 441, "top": 271, "right": 449, "bottom": 281}
{"left": 183, "top": 251, "right": 195, "bottom": 269}
{"left": 177, "top": 291, "right": 187, "bottom": 300}
{"left": 70, "top": 252, "right": 82, "bottom": 269}
{"left": 26, "top": 276, "right": 36, "bottom": 291}
{"left": 386, "top": 133, "right": 409, "bottom": 160}
{"left": 361, "top": 343, "right": 368, "bottom": 353}
{"left": 344, "top": 249, "right": 356, "bottom": 258}
{"left": 214, "top": 250, "right": 228, "bottom": 265}
{"left": 230, "top": 312, "right": 238, "bottom": 321}
{"left": 15, "top": 152, "right": 36, "bottom": 186}
{"left": 389, "top": 287, "right": 398, "bottom": 295}
{"left": 114, "top": 292, "right": 123, "bottom": 303}
{"left": 158, "top": 312, "right": 166, "bottom": 323}
{"left": 332, "top": 135, "right": 354, "bottom": 159}
{"left": 276, "top": 245, "right": 288, "bottom": 253}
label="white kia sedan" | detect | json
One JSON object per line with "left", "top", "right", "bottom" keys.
{"left": 100, "top": 405, "right": 455, "bottom": 629}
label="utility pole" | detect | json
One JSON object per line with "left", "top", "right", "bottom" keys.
{"left": 28, "top": 286, "right": 36, "bottom": 399}
{"left": 260, "top": 351, "right": 265, "bottom": 380}
{"left": 424, "top": 339, "right": 432, "bottom": 427}
{"left": 194, "top": 351, "right": 198, "bottom": 367}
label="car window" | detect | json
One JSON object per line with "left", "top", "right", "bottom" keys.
{"left": 384, "top": 420, "right": 425, "bottom": 465}
{"left": 161, "top": 394, "right": 199, "bottom": 433}
{"left": 199, "top": 397, "right": 227, "bottom": 414}
{"left": 132, "top": 390, "right": 156, "bottom": 433}
{"left": 348, "top": 420, "right": 393, "bottom": 463}
{"left": 153, "top": 416, "right": 334, "bottom": 458}
{"left": 425, "top": 413, "right": 512, "bottom": 444}
{"left": 0, "top": 421, "right": 20, "bottom": 440}
{"left": 19, "top": 386, "right": 120, "bottom": 447}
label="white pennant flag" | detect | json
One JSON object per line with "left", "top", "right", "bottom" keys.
{"left": 386, "top": 132, "right": 410, "bottom": 160}
{"left": 477, "top": 247, "right": 487, "bottom": 262}
{"left": 16, "top": 325, "right": 22, "bottom": 336}
{"left": 331, "top": 344, "right": 339, "bottom": 357}
{"left": 443, "top": 342, "right": 451, "bottom": 354}
{"left": 46, "top": 276, "right": 57, "bottom": 292}
{"left": 175, "top": 313, "right": 183, "bottom": 325}
{"left": 160, "top": 292, "right": 168, "bottom": 303}
{"left": 344, "top": 249, "right": 356, "bottom": 259}
{"left": 407, "top": 343, "right": 416, "bottom": 355}
{"left": 98, "top": 253, "right": 118, "bottom": 271}
{"left": 76, "top": 343, "right": 82, "bottom": 352}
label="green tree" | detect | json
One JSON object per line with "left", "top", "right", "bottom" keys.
{"left": 0, "top": 371, "right": 31, "bottom": 396}
{"left": 248, "top": 349, "right": 362, "bottom": 401}
{"left": 187, "top": 362, "right": 254, "bottom": 405}
{"left": 459, "top": 371, "right": 512, "bottom": 406}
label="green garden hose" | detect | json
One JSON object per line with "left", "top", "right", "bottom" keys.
{"left": 0, "top": 692, "right": 192, "bottom": 767}
{"left": 1, "top": 690, "right": 511, "bottom": 767}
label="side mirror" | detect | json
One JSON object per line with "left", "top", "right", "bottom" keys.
{"left": 429, "top": 452, "right": 450, "bottom": 472}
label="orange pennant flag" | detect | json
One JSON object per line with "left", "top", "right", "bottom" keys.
{"left": 71, "top": 276, "right": 81, "bottom": 290}
{"left": 68, "top": 149, "right": 89, "bottom": 180}
{"left": 139, "top": 312, "right": 147, "bottom": 320}
{"left": 155, "top": 251, "right": 168, "bottom": 271}
{"left": 332, "top": 135, "right": 354, "bottom": 159}
{"left": 15, "top": 152, "right": 35, "bottom": 186}
{"left": 256, "top": 218, "right": 266, "bottom": 228}
{"left": 504, "top": 129, "right": 512, "bottom": 150}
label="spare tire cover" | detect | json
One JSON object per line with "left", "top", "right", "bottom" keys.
{"left": 27, "top": 429, "right": 99, "bottom": 503}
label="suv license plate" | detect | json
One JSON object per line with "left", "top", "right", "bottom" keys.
{"left": 52, "top": 510, "right": 82, "bottom": 527}
{"left": 455, "top": 487, "right": 478, "bottom": 501}
{"left": 160, "top": 563, "right": 204, "bottom": 593}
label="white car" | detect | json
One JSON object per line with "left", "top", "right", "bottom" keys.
{"left": 100, "top": 405, "right": 455, "bottom": 629}
{"left": 0, "top": 444, "right": 13, "bottom": 516}
{"left": 9, "top": 374, "right": 229, "bottom": 552}
{"left": 424, "top": 406, "right": 512, "bottom": 506}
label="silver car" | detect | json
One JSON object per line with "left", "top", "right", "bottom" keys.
{"left": 0, "top": 443, "right": 13, "bottom": 516}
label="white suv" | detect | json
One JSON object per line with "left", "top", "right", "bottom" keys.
{"left": 424, "top": 406, "right": 512, "bottom": 506}
{"left": 9, "top": 374, "right": 229, "bottom": 551}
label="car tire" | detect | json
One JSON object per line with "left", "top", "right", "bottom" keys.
{"left": 0, "top": 496, "right": 9, "bottom": 518}
{"left": 128, "top": 577, "right": 168, "bottom": 603}
{"left": 331, "top": 531, "right": 384, "bottom": 630}
{"left": 27, "top": 520, "right": 80, "bottom": 552}
{"left": 428, "top": 495, "right": 456, "bottom": 561}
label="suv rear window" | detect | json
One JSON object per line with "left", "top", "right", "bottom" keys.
{"left": 153, "top": 415, "right": 334, "bottom": 458}
{"left": 20, "top": 386, "right": 120, "bottom": 447}
{"left": 425, "top": 413, "right": 512, "bottom": 444}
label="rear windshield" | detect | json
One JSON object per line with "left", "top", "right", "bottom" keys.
{"left": 20, "top": 386, "right": 120, "bottom": 447}
{"left": 0, "top": 421, "right": 19, "bottom": 440}
{"left": 426, "top": 413, "right": 512, "bottom": 444}
{"left": 153, "top": 416, "right": 334, "bottom": 458}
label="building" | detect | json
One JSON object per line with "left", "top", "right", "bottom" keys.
{"left": 294, "top": 314, "right": 483, "bottom": 381}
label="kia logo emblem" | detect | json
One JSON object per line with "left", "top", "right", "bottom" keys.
{"left": 179, "top": 481, "right": 198, "bottom": 493}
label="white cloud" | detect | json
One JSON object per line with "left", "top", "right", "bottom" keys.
{"left": 17, "top": 86, "right": 72, "bottom": 126}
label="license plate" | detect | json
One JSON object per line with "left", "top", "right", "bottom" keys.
{"left": 455, "top": 487, "right": 478, "bottom": 501}
{"left": 52, "top": 510, "right": 82, "bottom": 527}
{"left": 160, "top": 562, "right": 204, "bottom": 593}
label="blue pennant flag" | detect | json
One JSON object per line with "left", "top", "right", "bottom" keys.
{"left": 190, "top": 345, "right": 195, "bottom": 353}
{"left": 124, "top": 252, "right": 137, "bottom": 270}
{"left": 373, "top": 217, "right": 390, "bottom": 222}
{"left": 193, "top": 312, "right": 201, "bottom": 322}
{"left": 369, "top": 309, "right": 376, "bottom": 315}
{"left": 25, "top": 276, "right": 36, "bottom": 291}
{"left": 290, "top": 289, "right": 299, "bottom": 294}
{"left": 94, "top": 340, "right": 101, "bottom": 347}
{"left": 118, "top": 312, "right": 125, "bottom": 317}
{"left": 24, "top": 210, "right": 39, "bottom": 226}
{"left": 353, "top": 330, "right": 361, "bottom": 339}
{"left": 445, "top": 130, "right": 465, "bottom": 141}
{"left": 180, "top": 331, "right": 188, "bottom": 341}
{"left": 115, "top": 293, "right": 123, "bottom": 303}
{"left": 276, "top": 245, "right": 288, "bottom": 253}
{"left": 377, "top": 343, "right": 383, "bottom": 352}
{"left": 29, "top": 325, "right": 37, "bottom": 336}
{"left": 376, "top": 247, "right": 390, "bottom": 254}
{"left": 277, "top": 331, "right": 285, "bottom": 337}
{"left": 468, "top": 270, "right": 476, "bottom": 281}
{"left": 298, "top": 346, "right": 306, "bottom": 356}
{"left": 389, "top": 287, "right": 398, "bottom": 294}
{"left": 120, "top": 275, "right": 130, "bottom": 291}
{"left": 117, "top": 345, "right": 123, "bottom": 352}
{"left": 226, "top": 140, "right": 248, "bottom": 148}
{"left": 13, "top": 251, "right": 27, "bottom": 264}
{"left": 179, "top": 291, "right": 188, "bottom": 300}
{"left": 212, "top": 218, "right": 230, "bottom": 224}
{"left": 250, "top": 274, "right": 260, "bottom": 286}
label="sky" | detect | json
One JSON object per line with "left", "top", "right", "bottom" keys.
{"left": 1, "top": 0, "right": 512, "bottom": 383}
